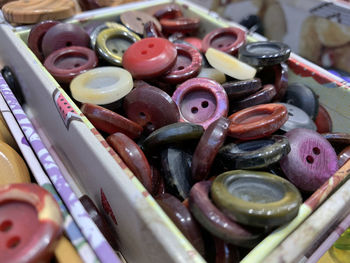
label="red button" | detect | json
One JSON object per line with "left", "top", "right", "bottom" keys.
{"left": 172, "top": 78, "right": 229, "bottom": 129}
{"left": 183, "top": 37, "right": 203, "bottom": 53}
{"left": 160, "top": 17, "right": 200, "bottom": 34}
{"left": 122, "top": 37, "right": 177, "bottom": 79}
{"left": 315, "top": 104, "right": 332, "bottom": 133}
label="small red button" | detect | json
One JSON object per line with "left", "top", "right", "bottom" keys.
{"left": 315, "top": 104, "right": 332, "bottom": 133}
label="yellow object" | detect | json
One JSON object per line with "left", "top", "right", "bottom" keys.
{"left": 318, "top": 246, "right": 350, "bottom": 263}
{"left": 54, "top": 236, "right": 83, "bottom": 263}
{"left": 0, "top": 113, "right": 19, "bottom": 151}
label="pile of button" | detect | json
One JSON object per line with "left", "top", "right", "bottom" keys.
{"left": 24, "top": 3, "right": 348, "bottom": 261}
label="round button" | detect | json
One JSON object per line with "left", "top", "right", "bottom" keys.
{"left": 153, "top": 4, "right": 182, "bottom": 20}
{"left": 279, "top": 103, "right": 317, "bottom": 132}
{"left": 172, "top": 78, "right": 229, "bottom": 129}
{"left": 44, "top": 46, "right": 98, "bottom": 84}
{"left": 143, "top": 21, "right": 164, "bottom": 38}
{"left": 280, "top": 128, "right": 338, "bottom": 192}
{"left": 28, "top": 20, "right": 60, "bottom": 61}
{"left": 322, "top": 132, "right": 350, "bottom": 154}
{"left": 107, "top": 132, "right": 153, "bottom": 193}
{"left": 223, "top": 78, "right": 262, "bottom": 101}
{"left": 120, "top": 10, "right": 162, "bottom": 35}
{"left": 41, "top": 23, "right": 90, "bottom": 58}
{"left": 197, "top": 68, "right": 226, "bottom": 84}
{"left": 96, "top": 27, "right": 140, "bottom": 66}
{"left": 192, "top": 117, "right": 229, "bottom": 182}
{"left": 122, "top": 37, "right": 177, "bottom": 79}
{"left": 89, "top": 22, "right": 129, "bottom": 50}
{"left": 183, "top": 37, "right": 203, "bottom": 53}
{"left": 238, "top": 41, "right": 291, "bottom": 67}
{"left": 0, "top": 183, "right": 63, "bottom": 262}
{"left": 228, "top": 103, "right": 288, "bottom": 140}
{"left": 162, "top": 43, "right": 202, "bottom": 84}
{"left": 70, "top": 66, "right": 133, "bottom": 106}
{"left": 80, "top": 103, "right": 143, "bottom": 139}
{"left": 160, "top": 17, "right": 200, "bottom": 34}
{"left": 211, "top": 170, "right": 302, "bottom": 227}
{"left": 202, "top": 27, "right": 246, "bottom": 54}
{"left": 315, "top": 104, "right": 333, "bottom": 133}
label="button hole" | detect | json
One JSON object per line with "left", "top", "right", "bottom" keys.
{"left": 74, "top": 64, "right": 81, "bottom": 68}
{"left": 139, "top": 112, "right": 146, "bottom": 119}
{"left": 66, "top": 41, "right": 72, "bottom": 47}
{"left": 146, "top": 122, "right": 154, "bottom": 131}
{"left": 306, "top": 155, "right": 314, "bottom": 164}
{"left": 141, "top": 50, "right": 147, "bottom": 55}
{"left": 112, "top": 49, "right": 118, "bottom": 54}
{"left": 313, "top": 147, "right": 320, "bottom": 155}
{"left": 7, "top": 236, "right": 20, "bottom": 249}
{"left": 201, "top": 101, "right": 209, "bottom": 108}
{"left": 136, "top": 17, "right": 142, "bottom": 21}
{"left": 218, "top": 44, "right": 223, "bottom": 48}
{"left": 288, "top": 112, "right": 294, "bottom": 116}
{"left": 148, "top": 44, "right": 154, "bottom": 48}
{"left": 0, "top": 220, "right": 12, "bottom": 232}
{"left": 177, "top": 66, "right": 185, "bottom": 70}
{"left": 191, "top": 107, "right": 198, "bottom": 114}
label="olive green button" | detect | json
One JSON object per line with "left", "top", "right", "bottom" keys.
{"left": 96, "top": 27, "right": 140, "bottom": 66}
{"left": 211, "top": 170, "right": 302, "bottom": 228}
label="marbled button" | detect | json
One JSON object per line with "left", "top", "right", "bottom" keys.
{"left": 70, "top": 66, "right": 133, "bottom": 105}
{"left": 122, "top": 37, "right": 177, "bottom": 79}
{"left": 223, "top": 78, "right": 262, "bottom": 101}
{"left": 280, "top": 128, "right": 338, "bottom": 192}
{"left": 172, "top": 78, "right": 228, "bottom": 129}
{"left": 89, "top": 22, "right": 129, "bottom": 50}
{"left": 338, "top": 145, "right": 350, "bottom": 168}
{"left": 202, "top": 27, "right": 246, "bottom": 54}
{"left": 44, "top": 46, "right": 98, "bottom": 84}
{"left": 216, "top": 135, "right": 290, "bottom": 170}
{"left": 1, "top": 66, "right": 24, "bottom": 105}
{"left": 107, "top": 132, "right": 153, "bottom": 193}
{"left": 120, "top": 10, "right": 161, "bottom": 35}
{"left": 143, "top": 21, "right": 164, "bottom": 38}
{"left": 228, "top": 103, "right": 288, "bottom": 140}
{"left": 153, "top": 4, "right": 182, "bottom": 20}
{"left": 160, "top": 17, "right": 200, "bottom": 34}
{"left": 315, "top": 104, "right": 332, "bottom": 133}
{"left": 41, "top": 23, "right": 90, "bottom": 58}
{"left": 96, "top": 27, "right": 140, "bottom": 66}
{"left": 279, "top": 103, "right": 317, "bottom": 132}
{"left": 197, "top": 68, "right": 226, "bottom": 84}
{"left": 124, "top": 85, "right": 179, "bottom": 133}
{"left": 192, "top": 117, "right": 229, "bottom": 182}
{"left": 0, "top": 183, "right": 62, "bottom": 262}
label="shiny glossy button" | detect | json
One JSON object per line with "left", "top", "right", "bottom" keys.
{"left": 223, "top": 78, "right": 262, "bottom": 100}
{"left": 0, "top": 183, "right": 63, "bottom": 262}
{"left": 153, "top": 4, "right": 182, "bottom": 20}
{"left": 120, "top": 10, "right": 162, "bottom": 35}
{"left": 202, "top": 27, "right": 246, "bottom": 54}
{"left": 160, "top": 17, "right": 200, "bottom": 34}
{"left": 81, "top": 103, "right": 142, "bottom": 139}
{"left": 172, "top": 78, "right": 229, "bottom": 129}
{"left": 107, "top": 132, "right": 153, "bottom": 193}
{"left": 197, "top": 68, "right": 226, "bottom": 84}
{"left": 315, "top": 104, "right": 333, "bottom": 133}
{"left": 89, "top": 22, "right": 129, "bottom": 50}
{"left": 96, "top": 27, "right": 140, "bottom": 66}
{"left": 122, "top": 37, "right": 177, "bottom": 79}
{"left": 280, "top": 128, "right": 338, "bottom": 192}
{"left": 0, "top": 141, "right": 30, "bottom": 186}
{"left": 70, "top": 66, "right": 133, "bottom": 106}
{"left": 211, "top": 170, "right": 302, "bottom": 227}
{"left": 124, "top": 85, "right": 179, "bottom": 133}
{"left": 279, "top": 103, "right": 317, "bottom": 132}
{"left": 44, "top": 46, "right": 98, "bottom": 84}
{"left": 143, "top": 21, "right": 164, "bottom": 38}
{"left": 41, "top": 23, "right": 90, "bottom": 58}
{"left": 228, "top": 103, "right": 288, "bottom": 140}
{"left": 206, "top": 47, "right": 256, "bottom": 80}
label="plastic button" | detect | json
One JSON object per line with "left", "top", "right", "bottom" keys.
{"left": 197, "top": 68, "right": 226, "bottom": 84}
{"left": 120, "top": 10, "right": 162, "bottom": 35}
{"left": 223, "top": 78, "right": 262, "bottom": 101}
{"left": 89, "top": 22, "right": 129, "bottom": 50}
{"left": 153, "top": 4, "right": 182, "bottom": 20}
{"left": 143, "top": 21, "right": 164, "bottom": 38}
{"left": 315, "top": 104, "right": 333, "bottom": 133}
{"left": 279, "top": 103, "right": 317, "bottom": 132}
{"left": 160, "top": 17, "right": 200, "bottom": 34}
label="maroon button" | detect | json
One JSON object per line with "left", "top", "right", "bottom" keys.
{"left": 214, "top": 238, "right": 240, "bottom": 263}
{"left": 162, "top": 43, "right": 202, "bottom": 84}
{"left": 41, "top": 23, "right": 90, "bottom": 58}
{"left": 28, "top": 20, "right": 60, "bottom": 61}
{"left": 122, "top": 37, "right": 177, "bottom": 79}
{"left": 315, "top": 104, "right": 332, "bottom": 133}
{"left": 107, "top": 132, "right": 153, "bottom": 193}
{"left": 172, "top": 78, "right": 229, "bottom": 129}
{"left": 123, "top": 85, "right": 180, "bottom": 133}
{"left": 160, "top": 17, "right": 200, "bottom": 35}
{"left": 143, "top": 21, "right": 164, "bottom": 38}
{"left": 150, "top": 165, "right": 165, "bottom": 197}
{"left": 338, "top": 145, "right": 350, "bottom": 168}
{"left": 182, "top": 37, "right": 203, "bottom": 53}
{"left": 223, "top": 78, "right": 262, "bottom": 100}
{"left": 80, "top": 103, "right": 143, "bottom": 139}
{"left": 43, "top": 46, "right": 98, "bottom": 84}
{"left": 280, "top": 128, "right": 338, "bottom": 192}
{"left": 153, "top": 4, "right": 182, "bottom": 20}
{"left": 202, "top": 27, "right": 246, "bottom": 55}
{"left": 192, "top": 117, "right": 229, "bottom": 182}
{"left": 120, "top": 10, "right": 162, "bottom": 35}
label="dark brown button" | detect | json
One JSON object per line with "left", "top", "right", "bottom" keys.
{"left": 153, "top": 4, "right": 182, "bottom": 20}
{"left": 120, "top": 10, "right": 162, "bottom": 35}
{"left": 214, "top": 238, "right": 240, "bottom": 263}
{"left": 223, "top": 78, "right": 262, "bottom": 101}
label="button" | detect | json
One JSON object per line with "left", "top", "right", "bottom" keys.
{"left": 1, "top": 66, "right": 24, "bottom": 105}
{"left": 2, "top": 0, "right": 75, "bottom": 24}
{"left": 160, "top": 17, "right": 200, "bottom": 35}
{"left": 182, "top": 37, "right": 203, "bottom": 53}
{"left": 28, "top": 20, "right": 60, "bottom": 61}
{"left": 153, "top": 4, "right": 182, "bottom": 20}
{"left": 315, "top": 104, "right": 333, "bottom": 133}
{"left": 188, "top": 181, "right": 261, "bottom": 248}
{"left": 280, "top": 128, "right": 338, "bottom": 192}
{"left": 123, "top": 85, "right": 179, "bottom": 133}
{"left": 338, "top": 145, "right": 350, "bottom": 168}
{"left": 151, "top": 165, "right": 165, "bottom": 198}
{"left": 107, "top": 132, "right": 153, "bottom": 193}
{"left": 216, "top": 135, "right": 290, "bottom": 170}
{"left": 70, "top": 66, "right": 133, "bottom": 106}
{"left": 211, "top": 170, "right": 302, "bottom": 227}
{"left": 172, "top": 78, "right": 229, "bottom": 129}
{"left": 122, "top": 37, "right": 177, "bottom": 79}
{"left": 228, "top": 103, "right": 288, "bottom": 140}
{"left": 0, "top": 183, "right": 63, "bottom": 262}
{"left": 202, "top": 27, "right": 246, "bottom": 54}
{"left": 205, "top": 47, "right": 256, "bottom": 80}
{"left": 89, "top": 22, "right": 129, "bottom": 50}
{"left": 223, "top": 78, "right": 262, "bottom": 100}
{"left": 142, "top": 123, "right": 204, "bottom": 156}
{"left": 322, "top": 132, "right": 350, "bottom": 154}
{"left": 96, "top": 27, "right": 140, "bottom": 66}
{"left": 156, "top": 193, "right": 205, "bottom": 256}
{"left": 0, "top": 141, "right": 30, "bottom": 186}
{"left": 80, "top": 103, "right": 143, "bottom": 139}
{"left": 238, "top": 41, "right": 291, "bottom": 67}
{"left": 120, "top": 10, "right": 162, "bottom": 35}
{"left": 44, "top": 46, "right": 98, "bottom": 84}
{"left": 192, "top": 117, "right": 229, "bottom": 182}
{"left": 162, "top": 43, "right": 202, "bottom": 84}
{"left": 143, "top": 21, "right": 164, "bottom": 38}
{"left": 160, "top": 148, "right": 193, "bottom": 200}
{"left": 41, "top": 23, "right": 90, "bottom": 58}
{"left": 279, "top": 103, "right": 317, "bottom": 132}
{"left": 230, "top": 84, "right": 276, "bottom": 113}
{"left": 283, "top": 83, "right": 319, "bottom": 120}
{"left": 214, "top": 238, "right": 240, "bottom": 263}
{"left": 197, "top": 68, "right": 226, "bottom": 84}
